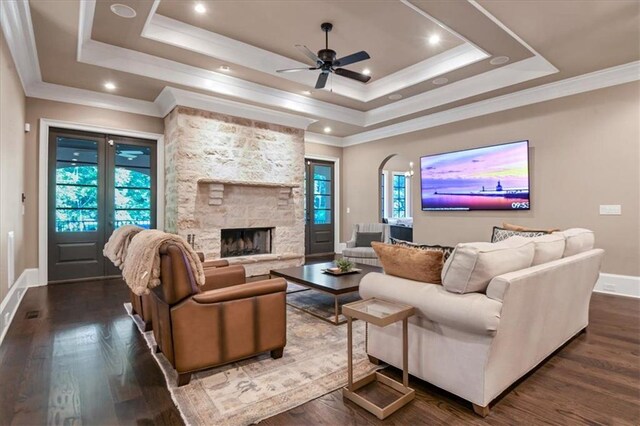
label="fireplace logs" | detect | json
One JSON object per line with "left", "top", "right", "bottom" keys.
{"left": 221, "top": 228, "right": 273, "bottom": 258}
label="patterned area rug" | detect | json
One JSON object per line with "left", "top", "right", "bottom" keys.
{"left": 125, "top": 302, "right": 377, "bottom": 426}
{"left": 286, "top": 282, "right": 361, "bottom": 323}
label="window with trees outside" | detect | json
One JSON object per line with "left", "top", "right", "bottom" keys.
{"left": 392, "top": 174, "right": 407, "bottom": 218}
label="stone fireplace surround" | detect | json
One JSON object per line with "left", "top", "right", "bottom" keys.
{"left": 164, "top": 106, "right": 305, "bottom": 276}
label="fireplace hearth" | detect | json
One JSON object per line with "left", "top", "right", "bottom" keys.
{"left": 221, "top": 228, "right": 273, "bottom": 258}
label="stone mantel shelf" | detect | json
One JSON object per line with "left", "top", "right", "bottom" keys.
{"left": 199, "top": 179, "right": 298, "bottom": 207}
{"left": 197, "top": 178, "right": 299, "bottom": 188}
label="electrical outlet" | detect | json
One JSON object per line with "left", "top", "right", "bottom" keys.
{"left": 603, "top": 283, "right": 616, "bottom": 292}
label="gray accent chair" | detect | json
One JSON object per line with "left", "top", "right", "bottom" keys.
{"left": 342, "top": 223, "right": 390, "bottom": 267}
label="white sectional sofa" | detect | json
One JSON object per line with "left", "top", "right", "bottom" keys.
{"left": 359, "top": 229, "right": 602, "bottom": 416}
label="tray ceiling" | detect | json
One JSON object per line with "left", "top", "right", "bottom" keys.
{"left": 7, "top": 0, "right": 640, "bottom": 140}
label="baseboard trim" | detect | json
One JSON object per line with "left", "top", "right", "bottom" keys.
{"left": 0, "top": 268, "right": 40, "bottom": 347}
{"left": 594, "top": 273, "right": 639, "bottom": 299}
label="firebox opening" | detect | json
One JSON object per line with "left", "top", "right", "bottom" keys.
{"left": 220, "top": 227, "right": 273, "bottom": 258}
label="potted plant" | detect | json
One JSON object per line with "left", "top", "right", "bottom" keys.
{"left": 336, "top": 258, "right": 354, "bottom": 273}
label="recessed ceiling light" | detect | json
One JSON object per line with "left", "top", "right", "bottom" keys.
{"left": 323, "top": 126, "right": 332, "bottom": 133}
{"left": 128, "top": 157, "right": 134, "bottom": 161}
{"left": 110, "top": 4, "right": 137, "bottom": 19}
{"left": 219, "top": 65, "right": 231, "bottom": 72}
{"left": 71, "top": 158, "right": 77, "bottom": 162}
{"left": 388, "top": 94, "right": 403, "bottom": 100}
{"left": 73, "top": 152, "right": 80, "bottom": 156}
{"left": 104, "top": 81, "right": 116, "bottom": 90}
{"left": 362, "top": 68, "right": 371, "bottom": 76}
{"left": 302, "top": 90, "right": 312, "bottom": 96}
{"left": 428, "top": 34, "right": 441, "bottom": 45}
{"left": 433, "top": 77, "right": 449, "bottom": 85}
{"left": 490, "top": 56, "right": 510, "bottom": 66}
{"left": 194, "top": 3, "right": 206, "bottom": 14}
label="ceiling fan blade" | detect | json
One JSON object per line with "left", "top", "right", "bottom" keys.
{"left": 276, "top": 67, "right": 318, "bottom": 73}
{"left": 334, "top": 51, "right": 370, "bottom": 67}
{"left": 295, "top": 44, "right": 322, "bottom": 65}
{"left": 315, "top": 72, "right": 329, "bottom": 89}
{"left": 334, "top": 68, "right": 372, "bottom": 83}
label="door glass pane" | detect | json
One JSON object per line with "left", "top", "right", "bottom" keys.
{"left": 313, "top": 194, "right": 331, "bottom": 209}
{"left": 313, "top": 165, "right": 332, "bottom": 181}
{"left": 55, "top": 137, "right": 98, "bottom": 232}
{"left": 314, "top": 179, "right": 331, "bottom": 195}
{"left": 114, "top": 144, "right": 152, "bottom": 229}
{"left": 312, "top": 164, "right": 332, "bottom": 225}
{"left": 314, "top": 210, "right": 331, "bottom": 225}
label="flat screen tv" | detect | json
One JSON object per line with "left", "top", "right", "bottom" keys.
{"left": 421, "top": 140, "right": 530, "bottom": 211}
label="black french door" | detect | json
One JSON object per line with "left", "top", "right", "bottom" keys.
{"left": 48, "top": 128, "right": 157, "bottom": 282}
{"left": 304, "top": 159, "right": 335, "bottom": 255}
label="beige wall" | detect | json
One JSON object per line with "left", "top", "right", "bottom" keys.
{"left": 0, "top": 29, "right": 27, "bottom": 304}
{"left": 342, "top": 82, "right": 640, "bottom": 276}
{"left": 22, "top": 98, "right": 164, "bottom": 271}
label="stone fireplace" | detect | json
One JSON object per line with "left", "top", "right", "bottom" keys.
{"left": 163, "top": 106, "right": 305, "bottom": 275}
{"left": 220, "top": 227, "right": 273, "bottom": 258}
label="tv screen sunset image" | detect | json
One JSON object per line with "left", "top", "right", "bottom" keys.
{"left": 421, "top": 141, "right": 530, "bottom": 211}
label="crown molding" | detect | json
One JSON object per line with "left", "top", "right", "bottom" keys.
{"left": 29, "top": 81, "right": 162, "bottom": 116}
{"left": 156, "top": 87, "right": 317, "bottom": 129}
{"left": 0, "top": 0, "right": 41, "bottom": 92}
{"left": 365, "top": 54, "right": 557, "bottom": 126}
{"left": 342, "top": 60, "right": 640, "bottom": 146}
{"left": 304, "top": 132, "right": 344, "bottom": 147}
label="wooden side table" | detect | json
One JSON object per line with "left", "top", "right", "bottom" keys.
{"left": 342, "top": 298, "right": 415, "bottom": 420}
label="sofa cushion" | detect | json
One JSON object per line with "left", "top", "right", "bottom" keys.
{"left": 530, "top": 234, "right": 566, "bottom": 265}
{"left": 355, "top": 231, "right": 383, "bottom": 247}
{"left": 491, "top": 226, "right": 548, "bottom": 243}
{"left": 390, "top": 237, "right": 455, "bottom": 262}
{"left": 360, "top": 272, "right": 502, "bottom": 335}
{"left": 342, "top": 247, "right": 377, "bottom": 259}
{"left": 442, "top": 236, "right": 535, "bottom": 294}
{"left": 554, "top": 228, "right": 595, "bottom": 257}
{"left": 372, "top": 242, "right": 443, "bottom": 284}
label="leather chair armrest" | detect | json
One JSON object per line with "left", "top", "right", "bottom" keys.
{"left": 193, "top": 278, "right": 287, "bottom": 304}
{"left": 202, "top": 259, "right": 230, "bottom": 269}
{"left": 200, "top": 265, "right": 247, "bottom": 291}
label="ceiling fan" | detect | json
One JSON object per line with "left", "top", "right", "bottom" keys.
{"left": 277, "top": 22, "right": 371, "bottom": 90}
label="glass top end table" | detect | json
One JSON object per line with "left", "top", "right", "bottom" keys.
{"left": 342, "top": 298, "right": 415, "bottom": 420}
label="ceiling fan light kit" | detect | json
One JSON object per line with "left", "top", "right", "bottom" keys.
{"left": 276, "top": 22, "right": 372, "bottom": 90}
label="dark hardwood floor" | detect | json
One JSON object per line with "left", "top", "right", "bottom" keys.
{"left": 0, "top": 278, "right": 638, "bottom": 425}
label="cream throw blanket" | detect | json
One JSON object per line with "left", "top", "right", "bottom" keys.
{"left": 122, "top": 230, "right": 205, "bottom": 296}
{"left": 103, "top": 225, "right": 144, "bottom": 269}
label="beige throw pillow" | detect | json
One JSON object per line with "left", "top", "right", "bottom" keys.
{"left": 372, "top": 242, "right": 443, "bottom": 284}
{"left": 442, "top": 236, "right": 535, "bottom": 294}
{"left": 503, "top": 222, "right": 560, "bottom": 233}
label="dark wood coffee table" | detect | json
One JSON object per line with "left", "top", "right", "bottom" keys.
{"left": 270, "top": 261, "right": 383, "bottom": 325}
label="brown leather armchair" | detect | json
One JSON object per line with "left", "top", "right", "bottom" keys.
{"left": 149, "top": 244, "right": 287, "bottom": 386}
{"left": 129, "top": 252, "right": 229, "bottom": 331}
